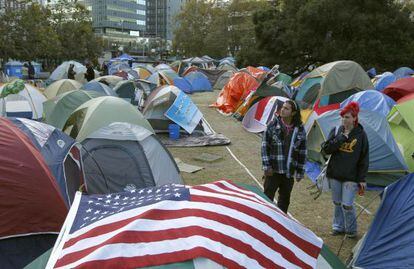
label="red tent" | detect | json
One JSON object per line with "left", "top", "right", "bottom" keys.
{"left": 383, "top": 77, "right": 414, "bottom": 101}
{"left": 0, "top": 118, "right": 68, "bottom": 239}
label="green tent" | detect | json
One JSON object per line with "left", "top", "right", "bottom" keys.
{"left": 388, "top": 98, "right": 414, "bottom": 171}
{"left": 44, "top": 79, "right": 82, "bottom": 99}
{"left": 25, "top": 182, "right": 345, "bottom": 269}
{"left": 295, "top": 61, "right": 373, "bottom": 107}
{"left": 63, "top": 96, "right": 154, "bottom": 141}
{"left": 43, "top": 90, "right": 103, "bottom": 129}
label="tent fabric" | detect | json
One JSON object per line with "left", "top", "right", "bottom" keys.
{"left": 388, "top": 97, "right": 414, "bottom": 171}
{"left": 383, "top": 77, "right": 414, "bottom": 101}
{"left": 213, "top": 70, "right": 235, "bottom": 90}
{"left": 63, "top": 96, "right": 153, "bottom": 141}
{"left": 92, "top": 75, "right": 124, "bottom": 88}
{"left": 210, "top": 71, "right": 260, "bottom": 114}
{"left": 373, "top": 72, "right": 396, "bottom": 91}
{"left": 82, "top": 81, "right": 116, "bottom": 96}
{"left": 49, "top": 61, "right": 86, "bottom": 82}
{"left": 340, "top": 90, "right": 396, "bottom": 117}
{"left": 183, "top": 71, "right": 212, "bottom": 93}
{"left": 352, "top": 173, "right": 414, "bottom": 269}
{"left": 0, "top": 83, "right": 46, "bottom": 119}
{"left": 9, "top": 118, "right": 82, "bottom": 206}
{"left": 44, "top": 79, "right": 82, "bottom": 99}
{"left": 0, "top": 117, "right": 68, "bottom": 239}
{"left": 173, "top": 77, "right": 193, "bottom": 93}
{"left": 43, "top": 90, "right": 103, "bottom": 130}
{"left": 242, "top": 96, "right": 288, "bottom": 133}
{"left": 307, "top": 110, "right": 408, "bottom": 186}
{"left": 113, "top": 80, "right": 137, "bottom": 104}
{"left": 393, "top": 66, "right": 414, "bottom": 79}
{"left": 82, "top": 122, "right": 182, "bottom": 194}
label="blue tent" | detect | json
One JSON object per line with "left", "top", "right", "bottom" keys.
{"left": 374, "top": 72, "right": 397, "bottom": 91}
{"left": 108, "top": 62, "right": 130, "bottom": 75}
{"left": 394, "top": 67, "right": 414, "bottom": 79}
{"left": 367, "top": 67, "right": 376, "bottom": 78}
{"left": 173, "top": 77, "right": 192, "bottom": 93}
{"left": 352, "top": 173, "right": 414, "bottom": 268}
{"left": 82, "top": 81, "right": 116, "bottom": 96}
{"left": 307, "top": 110, "right": 408, "bottom": 186}
{"left": 340, "top": 90, "right": 396, "bottom": 117}
{"left": 184, "top": 72, "right": 212, "bottom": 93}
{"left": 258, "top": 66, "right": 270, "bottom": 71}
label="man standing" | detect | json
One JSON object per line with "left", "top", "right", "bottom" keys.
{"left": 261, "top": 100, "right": 307, "bottom": 213}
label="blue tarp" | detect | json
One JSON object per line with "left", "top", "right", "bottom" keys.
{"left": 394, "top": 67, "right": 414, "bottom": 79}
{"left": 340, "top": 90, "right": 396, "bottom": 117}
{"left": 353, "top": 173, "right": 414, "bottom": 269}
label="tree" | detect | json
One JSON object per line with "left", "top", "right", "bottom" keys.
{"left": 254, "top": 0, "right": 414, "bottom": 73}
{"left": 50, "top": 0, "right": 103, "bottom": 61}
{"left": 0, "top": 3, "right": 60, "bottom": 61}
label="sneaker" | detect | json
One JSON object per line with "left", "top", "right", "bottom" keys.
{"left": 346, "top": 232, "right": 357, "bottom": 238}
{"left": 330, "top": 230, "right": 344, "bottom": 236}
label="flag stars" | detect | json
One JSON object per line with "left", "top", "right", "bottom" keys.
{"left": 147, "top": 189, "right": 153, "bottom": 194}
{"left": 155, "top": 197, "right": 161, "bottom": 201}
{"left": 97, "top": 197, "right": 103, "bottom": 201}
{"left": 94, "top": 210, "right": 101, "bottom": 214}
{"left": 86, "top": 208, "right": 92, "bottom": 213}
{"left": 174, "top": 193, "right": 181, "bottom": 197}
{"left": 130, "top": 189, "right": 136, "bottom": 193}
{"left": 105, "top": 199, "right": 111, "bottom": 204}
{"left": 139, "top": 190, "right": 144, "bottom": 194}
{"left": 106, "top": 194, "right": 111, "bottom": 198}
{"left": 123, "top": 197, "right": 129, "bottom": 201}
{"left": 114, "top": 195, "right": 120, "bottom": 200}
{"left": 88, "top": 200, "right": 93, "bottom": 204}
{"left": 164, "top": 188, "right": 170, "bottom": 192}
{"left": 83, "top": 216, "right": 90, "bottom": 221}
{"left": 114, "top": 202, "right": 120, "bottom": 205}
{"left": 156, "top": 189, "right": 161, "bottom": 193}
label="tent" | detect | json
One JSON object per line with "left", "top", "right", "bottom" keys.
{"left": 351, "top": 173, "right": 414, "bottom": 269}
{"left": 133, "top": 66, "right": 152, "bottom": 79}
{"left": 155, "top": 63, "right": 173, "bottom": 71}
{"left": 0, "top": 117, "right": 83, "bottom": 268}
{"left": 383, "top": 77, "right": 414, "bottom": 101}
{"left": 388, "top": 95, "right": 414, "bottom": 171}
{"left": 44, "top": 79, "right": 82, "bottom": 99}
{"left": 340, "top": 90, "right": 396, "bottom": 117}
{"left": 63, "top": 96, "right": 154, "bottom": 141}
{"left": 242, "top": 96, "right": 289, "bottom": 133}
{"left": 213, "top": 70, "right": 235, "bottom": 90}
{"left": 113, "top": 80, "right": 138, "bottom": 105}
{"left": 174, "top": 71, "right": 212, "bottom": 94}
{"left": 49, "top": 61, "right": 87, "bottom": 83}
{"left": 143, "top": 85, "right": 210, "bottom": 134}
{"left": 295, "top": 61, "right": 373, "bottom": 110}
{"left": 92, "top": 75, "right": 124, "bottom": 88}
{"left": 210, "top": 67, "right": 266, "bottom": 114}
{"left": 393, "top": 66, "right": 414, "bottom": 79}
{"left": 0, "top": 80, "right": 46, "bottom": 119}
{"left": 148, "top": 70, "right": 180, "bottom": 86}
{"left": 110, "top": 53, "right": 134, "bottom": 62}
{"left": 81, "top": 122, "right": 182, "bottom": 194}
{"left": 43, "top": 90, "right": 103, "bottom": 130}
{"left": 373, "top": 72, "right": 396, "bottom": 91}
{"left": 307, "top": 109, "right": 408, "bottom": 186}
{"left": 82, "top": 81, "right": 116, "bottom": 96}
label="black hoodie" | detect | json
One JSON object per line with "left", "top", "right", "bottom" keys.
{"left": 321, "top": 124, "right": 369, "bottom": 183}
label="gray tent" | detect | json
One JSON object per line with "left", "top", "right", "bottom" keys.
{"left": 82, "top": 122, "right": 182, "bottom": 194}
{"left": 213, "top": 70, "right": 235, "bottom": 91}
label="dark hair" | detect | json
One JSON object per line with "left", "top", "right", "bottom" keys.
{"left": 285, "top": 99, "right": 302, "bottom": 127}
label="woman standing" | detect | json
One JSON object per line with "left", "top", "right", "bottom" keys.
{"left": 261, "top": 100, "right": 307, "bottom": 213}
{"left": 322, "top": 102, "right": 369, "bottom": 238}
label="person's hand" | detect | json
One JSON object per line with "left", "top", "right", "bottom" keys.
{"left": 264, "top": 169, "right": 273, "bottom": 177}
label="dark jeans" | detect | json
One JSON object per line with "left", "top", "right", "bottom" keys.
{"left": 263, "top": 173, "right": 294, "bottom": 213}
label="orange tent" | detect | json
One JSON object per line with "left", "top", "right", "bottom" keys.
{"left": 210, "top": 67, "right": 266, "bottom": 114}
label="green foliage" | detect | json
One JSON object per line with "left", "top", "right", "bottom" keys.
{"left": 0, "top": 0, "right": 102, "bottom": 63}
{"left": 254, "top": 0, "right": 414, "bottom": 73}
{"left": 173, "top": 0, "right": 271, "bottom": 62}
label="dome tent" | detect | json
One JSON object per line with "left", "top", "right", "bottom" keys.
{"left": 81, "top": 122, "right": 182, "bottom": 194}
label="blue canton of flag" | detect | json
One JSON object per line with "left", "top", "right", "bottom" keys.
{"left": 70, "top": 184, "right": 189, "bottom": 233}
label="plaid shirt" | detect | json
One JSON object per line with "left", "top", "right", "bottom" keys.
{"left": 261, "top": 117, "right": 307, "bottom": 179}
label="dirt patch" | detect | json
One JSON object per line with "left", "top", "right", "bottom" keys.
{"left": 168, "top": 91, "right": 381, "bottom": 263}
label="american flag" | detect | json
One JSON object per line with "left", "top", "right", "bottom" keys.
{"left": 46, "top": 180, "right": 323, "bottom": 269}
